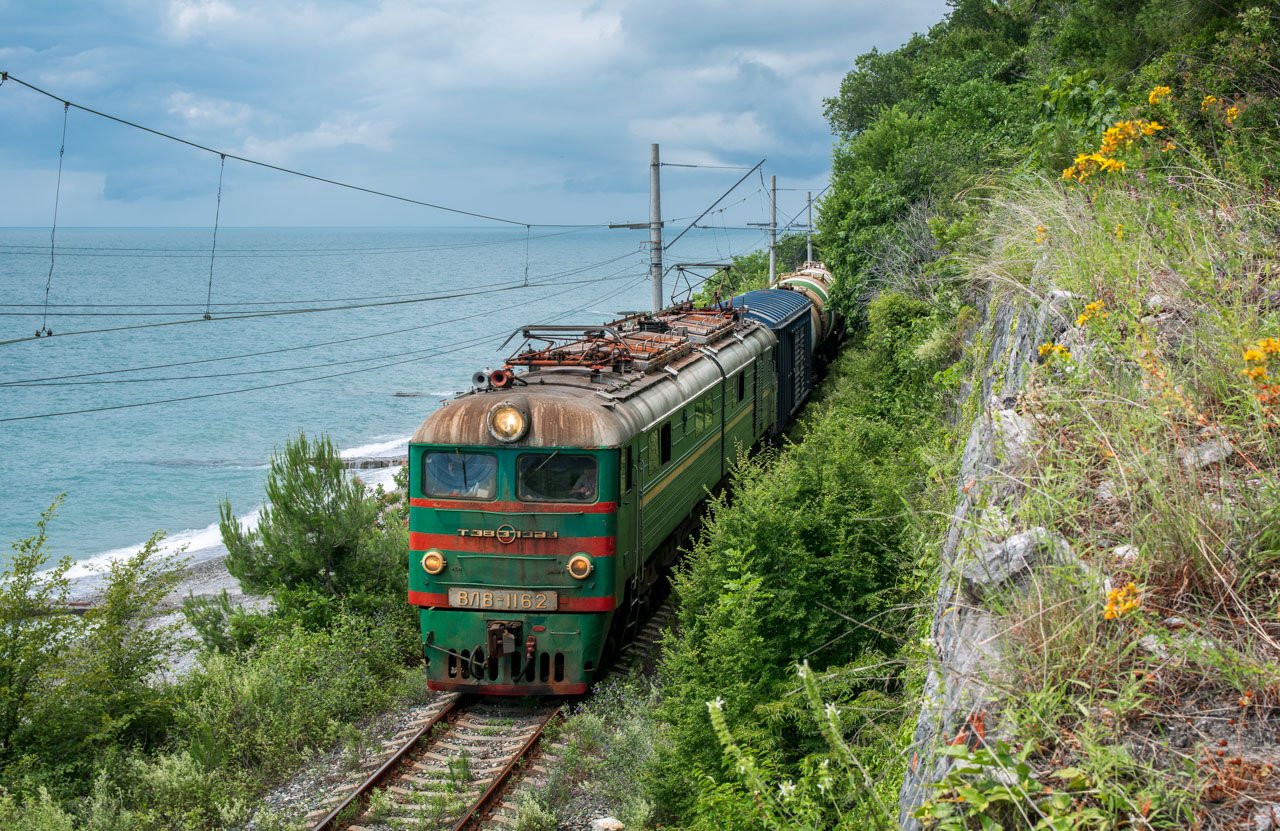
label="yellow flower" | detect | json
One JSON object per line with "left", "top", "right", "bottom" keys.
{"left": 1142, "top": 121, "right": 1165, "bottom": 136}
{"left": 1227, "top": 106, "right": 1240, "bottom": 125}
{"left": 1104, "top": 582, "right": 1141, "bottom": 620}
{"left": 1201, "top": 95, "right": 1218, "bottom": 111}
{"left": 1035, "top": 224, "right": 1048, "bottom": 244}
{"left": 1038, "top": 342, "right": 1071, "bottom": 360}
{"left": 1077, "top": 299, "right": 1109, "bottom": 327}
{"left": 1161, "top": 140, "right": 1177, "bottom": 153}
{"left": 1244, "top": 348, "right": 1266, "bottom": 363}
{"left": 1113, "top": 223, "right": 1125, "bottom": 240}
{"left": 1148, "top": 85, "right": 1172, "bottom": 105}
{"left": 1258, "top": 337, "right": 1280, "bottom": 354}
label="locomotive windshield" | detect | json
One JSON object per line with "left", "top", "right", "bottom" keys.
{"left": 517, "top": 454, "right": 597, "bottom": 503}
{"left": 424, "top": 451, "right": 497, "bottom": 500}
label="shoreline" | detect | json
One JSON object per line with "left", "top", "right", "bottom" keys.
{"left": 66, "top": 455, "right": 407, "bottom": 607}
{"left": 64, "top": 455, "right": 406, "bottom": 678}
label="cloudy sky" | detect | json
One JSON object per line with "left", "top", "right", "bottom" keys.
{"left": 0, "top": 0, "right": 948, "bottom": 227}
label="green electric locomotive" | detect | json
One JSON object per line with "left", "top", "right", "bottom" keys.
{"left": 407, "top": 265, "right": 835, "bottom": 694}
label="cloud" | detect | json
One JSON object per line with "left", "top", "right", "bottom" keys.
{"left": 629, "top": 112, "right": 771, "bottom": 154}
{"left": 103, "top": 166, "right": 211, "bottom": 201}
{"left": 167, "top": 91, "right": 252, "bottom": 130}
{"left": 240, "top": 114, "right": 395, "bottom": 163}
{"left": 167, "top": 0, "right": 240, "bottom": 39}
{"left": 0, "top": 0, "right": 953, "bottom": 225}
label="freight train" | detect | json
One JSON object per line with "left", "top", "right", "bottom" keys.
{"left": 406, "top": 262, "right": 837, "bottom": 694}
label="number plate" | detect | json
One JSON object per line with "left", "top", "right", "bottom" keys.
{"left": 448, "top": 588, "right": 559, "bottom": 611}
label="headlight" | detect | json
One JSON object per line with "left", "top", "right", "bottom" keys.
{"left": 488, "top": 401, "right": 528, "bottom": 443}
{"left": 421, "top": 550, "right": 446, "bottom": 575}
{"left": 567, "top": 554, "right": 593, "bottom": 580}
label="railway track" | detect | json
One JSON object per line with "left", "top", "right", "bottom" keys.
{"left": 482, "top": 599, "right": 676, "bottom": 828}
{"left": 306, "top": 695, "right": 561, "bottom": 831}
{"left": 302, "top": 599, "right": 675, "bottom": 831}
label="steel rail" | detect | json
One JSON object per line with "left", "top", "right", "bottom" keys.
{"left": 309, "top": 694, "right": 463, "bottom": 831}
{"left": 450, "top": 704, "right": 562, "bottom": 831}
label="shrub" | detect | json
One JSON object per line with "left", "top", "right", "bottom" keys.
{"left": 176, "top": 612, "right": 414, "bottom": 781}
{"left": 221, "top": 432, "right": 404, "bottom": 617}
{"left": 0, "top": 500, "right": 73, "bottom": 765}
{"left": 651, "top": 293, "right": 955, "bottom": 820}
{"left": 24, "top": 535, "right": 186, "bottom": 784}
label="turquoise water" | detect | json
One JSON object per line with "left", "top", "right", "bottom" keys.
{"left": 0, "top": 226, "right": 760, "bottom": 575}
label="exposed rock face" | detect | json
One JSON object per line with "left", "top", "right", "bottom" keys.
{"left": 897, "top": 291, "right": 1058, "bottom": 828}
{"left": 960, "top": 527, "right": 1075, "bottom": 604}
{"left": 1178, "top": 436, "right": 1233, "bottom": 471}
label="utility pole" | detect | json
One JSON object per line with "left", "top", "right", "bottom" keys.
{"left": 650, "top": 143, "right": 664, "bottom": 312}
{"left": 768, "top": 174, "right": 777, "bottom": 285}
{"left": 806, "top": 190, "right": 813, "bottom": 262}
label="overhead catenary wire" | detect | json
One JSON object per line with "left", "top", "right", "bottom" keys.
{"left": 0, "top": 226, "right": 594, "bottom": 259}
{"left": 0, "top": 253, "right": 650, "bottom": 387}
{"left": 5, "top": 262, "right": 649, "bottom": 388}
{"left": 204, "top": 154, "right": 226, "bottom": 319}
{"left": 0, "top": 248, "right": 645, "bottom": 343}
{"left": 0, "top": 71, "right": 607, "bottom": 230}
{"left": 0, "top": 265, "right": 622, "bottom": 317}
{"left": 0, "top": 267, "right": 652, "bottom": 423}
{"left": 38, "top": 102, "right": 70, "bottom": 338}
{"left": 660, "top": 162, "right": 755, "bottom": 170}
{"left": 664, "top": 158, "right": 765, "bottom": 252}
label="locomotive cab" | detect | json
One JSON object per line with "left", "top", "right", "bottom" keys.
{"left": 408, "top": 389, "right": 633, "bottom": 695}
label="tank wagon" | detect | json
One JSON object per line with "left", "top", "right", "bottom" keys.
{"left": 407, "top": 263, "right": 836, "bottom": 694}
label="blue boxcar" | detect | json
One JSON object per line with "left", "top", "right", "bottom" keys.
{"left": 731, "top": 288, "right": 815, "bottom": 431}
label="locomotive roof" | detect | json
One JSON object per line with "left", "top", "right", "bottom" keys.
{"left": 411, "top": 305, "right": 777, "bottom": 448}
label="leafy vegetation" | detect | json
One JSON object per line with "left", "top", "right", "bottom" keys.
{"left": 0, "top": 432, "right": 418, "bottom": 828}
{"left": 649, "top": 289, "right": 960, "bottom": 827}
{"left": 905, "top": 168, "right": 1280, "bottom": 830}
{"left": 3, "top": 3, "right": 1278, "bottom": 828}
{"left": 818, "top": 0, "right": 1278, "bottom": 318}
{"left": 221, "top": 431, "right": 405, "bottom": 622}
{"left": 692, "top": 232, "right": 817, "bottom": 306}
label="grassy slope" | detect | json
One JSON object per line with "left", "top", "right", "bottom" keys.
{"left": 916, "top": 173, "right": 1280, "bottom": 829}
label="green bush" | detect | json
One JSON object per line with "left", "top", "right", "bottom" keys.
{"left": 0, "top": 500, "right": 74, "bottom": 765}
{"left": 691, "top": 233, "right": 815, "bottom": 307}
{"left": 651, "top": 292, "right": 955, "bottom": 821}
{"left": 221, "top": 431, "right": 405, "bottom": 620}
{"left": 24, "top": 535, "right": 185, "bottom": 785}
{"left": 177, "top": 611, "right": 415, "bottom": 781}
{"left": 0, "top": 507, "right": 185, "bottom": 797}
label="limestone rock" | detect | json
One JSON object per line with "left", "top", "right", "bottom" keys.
{"left": 1138, "top": 634, "right": 1169, "bottom": 660}
{"left": 961, "top": 527, "right": 1075, "bottom": 603}
{"left": 591, "top": 818, "right": 625, "bottom": 831}
{"left": 1112, "top": 544, "right": 1139, "bottom": 564}
{"left": 1178, "top": 437, "right": 1233, "bottom": 471}
{"left": 992, "top": 407, "right": 1034, "bottom": 472}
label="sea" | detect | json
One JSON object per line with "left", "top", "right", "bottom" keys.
{"left": 0, "top": 225, "right": 761, "bottom": 588}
